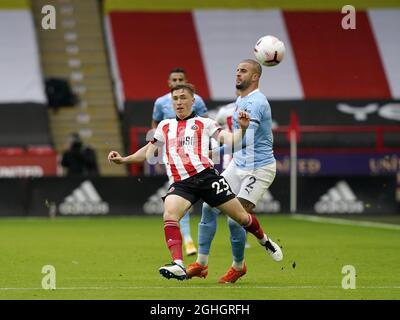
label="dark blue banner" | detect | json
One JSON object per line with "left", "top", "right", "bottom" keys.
{"left": 275, "top": 152, "right": 400, "bottom": 176}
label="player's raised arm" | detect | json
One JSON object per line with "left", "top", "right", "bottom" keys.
{"left": 108, "top": 142, "right": 151, "bottom": 165}
{"left": 216, "top": 110, "right": 250, "bottom": 148}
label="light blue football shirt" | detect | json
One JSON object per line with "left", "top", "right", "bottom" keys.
{"left": 232, "top": 89, "right": 275, "bottom": 169}
{"left": 152, "top": 92, "right": 208, "bottom": 121}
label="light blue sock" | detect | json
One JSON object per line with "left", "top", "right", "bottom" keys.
{"left": 198, "top": 203, "right": 219, "bottom": 256}
{"left": 228, "top": 217, "right": 246, "bottom": 263}
{"left": 180, "top": 210, "right": 192, "bottom": 242}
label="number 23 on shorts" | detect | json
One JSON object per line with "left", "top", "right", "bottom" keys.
{"left": 212, "top": 178, "right": 230, "bottom": 195}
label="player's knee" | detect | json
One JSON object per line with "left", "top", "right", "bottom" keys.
{"left": 226, "top": 209, "right": 248, "bottom": 226}
{"left": 163, "top": 209, "right": 179, "bottom": 222}
{"left": 237, "top": 214, "right": 249, "bottom": 226}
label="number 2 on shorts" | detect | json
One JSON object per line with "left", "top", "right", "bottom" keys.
{"left": 245, "top": 176, "right": 256, "bottom": 194}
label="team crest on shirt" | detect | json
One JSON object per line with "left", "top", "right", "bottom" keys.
{"left": 167, "top": 187, "right": 175, "bottom": 193}
{"left": 191, "top": 124, "right": 199, "bottom": 131}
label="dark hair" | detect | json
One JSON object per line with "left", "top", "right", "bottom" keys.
{"left": 170, "top": 83, "right": 196, "bottom": 96}
{"left": 170, "top": 67, "right": 186, "bottom": 75}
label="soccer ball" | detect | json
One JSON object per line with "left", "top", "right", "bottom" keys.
{"left": 254, "top": 35, "right": 285, "bottom": 67}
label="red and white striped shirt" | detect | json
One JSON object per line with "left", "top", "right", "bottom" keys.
{"left": 153, "top": 113, "right": 222, "bottom": 183}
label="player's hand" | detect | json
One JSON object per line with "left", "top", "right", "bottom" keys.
{"left": 108, "top": 151, "right": 124, "bottom": 164}
{"left": 237, "top": 111, "right": 250, "bottom": 130}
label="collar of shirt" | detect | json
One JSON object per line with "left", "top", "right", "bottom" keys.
{"left": 238, "top": 88, "right": 260, "bottom": 102}
{"left": 176, "top": 111, "right": 197, "bottom": 121}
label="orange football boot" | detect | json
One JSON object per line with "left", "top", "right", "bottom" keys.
{"left": 186, "top": 262, "right": 208, "bottom": 279}
{"left": 218, "top": 263, "right": 247, "bottom": 283}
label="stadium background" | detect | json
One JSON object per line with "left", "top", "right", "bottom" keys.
{"left": 0, "top": 0, "right": 399, "bottom": 300}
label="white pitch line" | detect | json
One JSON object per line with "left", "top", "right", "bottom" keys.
{"left": 1, "top": 286, "right": 400, "bottom": 291}
{"left": 291, "top": 214, "right": 400, "bottom": 231}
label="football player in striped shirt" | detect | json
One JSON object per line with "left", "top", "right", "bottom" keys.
{"left": 151, "top": 68, "right": 208, "bottom": 257}
{"left": 108, "top": 83, "right": 279, "bottom": 280}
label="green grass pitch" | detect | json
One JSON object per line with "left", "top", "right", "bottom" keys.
{"left": 0, "top": 215, "right": 399, "bottom": 300}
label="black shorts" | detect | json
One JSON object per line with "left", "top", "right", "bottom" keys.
{"left": 164, "top": 168, "right": 236, "bottom": 207}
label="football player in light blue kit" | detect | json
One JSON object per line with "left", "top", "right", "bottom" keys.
{"left": 187, "top": 59, "right": 283, "bottom": 283}
{"left": 152, "top": 67, "right": 208, "bottom": 256}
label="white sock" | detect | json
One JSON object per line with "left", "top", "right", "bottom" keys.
{"left": 174, "top": 259, "right": 184, "bottom": 267}
{"left": 232, "top": 260, "right": 245, "bottom": 271}
{"left": 196, "top": 254, "right": 208, "bottom": 266}
{"left": 258, "top": 234, "right": 268, "bottom": 246}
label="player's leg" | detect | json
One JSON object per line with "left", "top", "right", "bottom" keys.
{"left": 217, "top": 198, "right": 265, "bottom": 240}
{"left": 193, "top": 170, "right": 267, "bottom": 283}
{"left": 215, "top": 198, "right": 257, "bottom": 283}
{"left": 220, "top": 161, "right": 247, "bottom": 263}
{"left": 217, "top": 197, "right": 282, "bottom": 263}
{"left": 198, "top": 203, "right": 218, "bottom": 262}
{"left": 218, "top": 198, "right": 254, "bottom": 283}
{"left": 180, "top": 209, "right": 197, "bottom": 256}
{"left": 187, "top": 163, "right": 241, "bottom": 279}
{"left": 227, "top": 198, "right": 253, "bottom": 268}
{"left": 221, "top": 216, "right": 247, "bottom": 283}
{"left": 220, "top": 163, "right": 248, "bottom": 281}
{"left": 186, "top": 202, "right": 218, "bottom": 279}
{"left": 235, "top": 163, "right": 282, "bottom": 262}
{"left": 159, "top": 194, "right": 193, "bottom": 280}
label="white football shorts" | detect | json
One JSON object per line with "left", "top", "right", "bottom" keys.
{"left": 221, "top": 160, "right": 276, "bottom": 206}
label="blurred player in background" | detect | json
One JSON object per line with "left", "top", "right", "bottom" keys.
{"left": 108, "top": 83, "right": 281, "bottom": 281}
{"left": 151, "top": 67, "right": 208, "bottom": 128}
{"left": 187, "top": 59, "right": 282, "bottom": 283}
{"left": 150, "top": 67, "right": 208, "bottom": 256}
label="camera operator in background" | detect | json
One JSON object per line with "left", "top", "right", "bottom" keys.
{"left": 61, "top": 132, "right": 99, "bottom": 176}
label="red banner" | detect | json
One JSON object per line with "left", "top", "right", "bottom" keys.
{"left": 0, "top": 151, "right": 57, "bottom": 177}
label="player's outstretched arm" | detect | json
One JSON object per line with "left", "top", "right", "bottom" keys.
{"left": 216, "top": 111, "right": 250, "bottom": 149}
{"left": 108, "top": 142, "right": 151, "bottom": 165}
